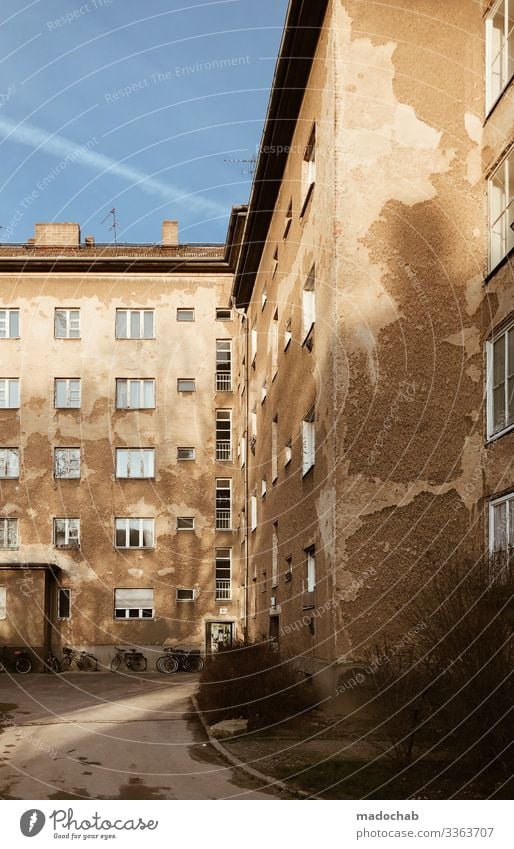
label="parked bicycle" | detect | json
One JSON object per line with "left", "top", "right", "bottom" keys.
{"left": 45, "top": 649, "right": 61, "bottom": 673}
{"left": 0, "top": 645, "right": 32, "bottom": 674}
{"left": 60, "top": 645, "right": 98, "bottom": 671}
{"left": 110, "top": 646, "right": 147, "bottom": 672}
{"left": 156, "top": 646, "right": 204, "bottom": 674}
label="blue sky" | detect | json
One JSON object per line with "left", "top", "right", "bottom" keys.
{"left": 0, "top": 0, "right": 288, "bottom": 244}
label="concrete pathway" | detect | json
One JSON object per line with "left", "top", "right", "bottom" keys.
{"left": 0, "top": 673, "right": 279, "bottom": 800}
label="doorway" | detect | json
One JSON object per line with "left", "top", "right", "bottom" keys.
{"left": 206, "top": 621, "right": 233, "bottom": 653}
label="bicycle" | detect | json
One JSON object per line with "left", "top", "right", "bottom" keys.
{"left": 110, "top": 646, "right": 147, "bottom": 672}
{"left": 0, "top": 645, "right": 32, "bottom": 674}
{"left": 60, "top": 646, "right": 98, "bottom": 671}
{"left": 45, "top": 649, "right": 61, "bottom": 673}
{"left": 156, "top": 646, "right": 204, "bottom": 674}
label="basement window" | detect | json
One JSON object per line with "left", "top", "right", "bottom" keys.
{"left": 114, "top": 588, "right": 154, "bottom": 619}
{"left": 57, "top": 588, "right": 71, "bottom": 620}
{"left": 176, "top": 588, "right": 196, "bottom": 602}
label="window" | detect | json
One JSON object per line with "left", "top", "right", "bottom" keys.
{"left": 54, "top": 518, "right": 80, "bottom": 548}
{"left": 177, "top": 308, "right": 195, "bottom": 322}
{"left": 283, "top": 199, "right": 292, "bottom": 239}
{"left": 261, "top": 287, "right": 267, "bottom": 310}
{"left": 302, "top": 408, "right": 316, "bottom": 475}
{"left": 305, "top": 546, "right": 316, "bottom": 593}
{"left": 177, "top": 517, "right": 195, "bottom": 531}
{"left": 487, "top": 322, "right": 514, "bottom": 437}
{"left": 114, "top": 588, "right": 154, "bottom": 619}
{"left": 302, "top": 266, "right": 316, "bottom": 341}
{"left": 250, "top": 407, "right": 257, "bottom": 441}
{"left": 54, "top": 378, "right": 81, "bottom": 409}
{"left": 251, "top": 321, "right": 257, "bottom": 365}
{"left": 116, "top": 309, "right": 154, "bottom": 339}
{"left": 486, "top": 0, "right": 514, "bottom": 111}
{"left": 216, "top": 308, "right": 232, "bottom": 321}
{"left": 0, "top": 379, "right": 19, "bottom": 408}
{"left": 0, "top": 518, "right": 18, "bottom": 549}
{"left": 215, "top": 548, "right": 232, "bottom": 600}
{"left": 240, "top": 436, "right": 246, "bottom": 467}
{"left": 216, "top": 340, "right": 232, "bottom": 390}
{"left": 216, "top": 409, "right": 232, "bottom": 460}
{"left": 261, "top": 380, "right": 267, "bottom": 403}
{"left": 176, "top": 588, "right": 196, "bottom": 602}
{"left": 272, "top": 248, "right": 278, "bottom": 278}
{"left": 489, "top": 149, "right": 514, "bottom": 270}
{"left": 116, "top": 379, "right": 155, "bottom": 409}
{"left": 116, "top": 448, "right": 154, "bottom": 479}
{"left": 284, "top": 317, "right": 292, "bottom": 351}
{"left": 0, "top": 448, "right": 19, "bottom": 479}
{"left": 0, "top": 586, "right": 5, "bottom": 619}
{"left": 272, "top": 417, "right": 278, "bottom": 483}
{"left": 490, "top": 491, "right": 514, "bottom": 552}
{"left": 271, "top": 311, "right": 278, "bottom": 378}
{"left": 177, "top": 447, "right": 195, "bottom": 461}
{"left": 284, "top": 440, "right": 292, "bottom": 467}
{"left": 57, "top": 588, "right": 71, "bottom": 620}
{"left": 115, "top": 518, "right": 154, "bottom": 549}
{"left": 272, "top": 523, "right": 279, "bottom": 588}
{"left": 55, "top": 309, "right": 80, "bottom": 339}
{"left": 301, "top": 124, "right": 316, "bottom": 211}
{"left": 54, "top": 448, "right": 80, "bottom": 479}
{"left": 216, "top": 478, "right": 232, "bottom": 530}
{"left": 0, "top": 309, "right": 19, "bottom": 339}
{"left": 177, "top": 378, "right": 195, "bottom": 392}
{"left": 251, "top": 495, "right": 257, "bottom": 531}
{"left": 261, "top": 477, "right": 267, "bottom": 497}
{"left": 285, "top": 555, "right": 293, "bottom": 582}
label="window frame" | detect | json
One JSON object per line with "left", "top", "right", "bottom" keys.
{"left": 215, "top": 477, "right": 232, "bottom": 530}
{"left": 0, "top": 518, "right": 18, "bottom": 550}
{"left": 302, "top": 408, "right": 316, "bottom": 476}
{"left": 57, "top": 588, "right": 72, "bottom": 620}
{"left": 0, "top": 447, "right": 19, "bottom": 479}
{"left": 301, "top": 124, "right": 316, "bottom": 215}
{"left": 115, "top": 309, "right": 155, "bottom": 340}
{"left": 177, "top": 516, "right": 195, "bottom": 531}
{"left": 114, "top": 587, "right": 155, "bottom": 620}
{"left": 305, "top": 546, "right": 316, "bottom": 592}
{"left": 53, "top": 517, "right": 80, "bottom": 549}
{"left": 0, "top": 309, "right": 20, "bottom": 339}
{"left": 485, "top": 0, "right": 514, "bottom": 114}
{"left": 177, "top": 308, "right": 195, "bottom": 322}
{"left": 486, "top": 320, "right": 514, "bottom": 439}
{"left": 115, "top": 447, "right": 155, "bottom": 479}
{"left": 0, "top": 378, "right": 20, "bottom": 409}
{"left": 54, "top": 447, "right": 81, "bottom": 479}
{"left": 114, "top": 517, "right": 155, "bottom": 549}
{"left": 54, "top": 308, "right": 81, "bottom": 339}
{"left": 215, "top": 547, "right": 232, "bottom": 601}
{"left": 115, "top": 378, "right": 155, "bottom": 410}
{"left": 54, "top": 378, "right": 81, "bottom": 409}
{"left": 215, "top": 409, "right": 232, "bottom": 461}
{"left": 177, "top": 378, "right": 196, "bottom": 393}
{"left": 176, "top": 588, "right": 196, "bottom": 602}
{"left": 302, "top": 265, "right": 316, "bottom": 343}
{"left": 177, "top": 447, "right": 195, "bottom": 461}
{"left": 216, "top": 339, "right": 232, "bottom": 391}
{"left": 216, "top": 308, "right": 232, "bottom": 321}
{"left": 0, "top": 585, "right": 6, "bottom": 619}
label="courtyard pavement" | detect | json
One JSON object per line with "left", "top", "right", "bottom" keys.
{"left": 0, "top": 672, "right": 279, "bottom": 800}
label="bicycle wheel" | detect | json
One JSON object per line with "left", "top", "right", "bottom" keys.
{"left": 60, "top": 655, "right": 72, "bottom": 671}
{"left": 110, "top": 655, "right": 121, "bottom": 672}
{"left": 47, "top": 655, "right": 60, "bottom": 673}
{"left": 186, "top": 655, "right": 204, "bottom": 673}
{"left": 162, "top": 655, "right": 179, "bottom": 674}
{"left": 130, "top": 655, "right": 147, "bottom": 672}
{"left": 156, "top": 656, "right": 167, "bottom": 673}
{"left": 79, "top": 654, "right": 97, "bottom": 672}
{"left": 15, "top": 656, "right": 31, "bottom": 674}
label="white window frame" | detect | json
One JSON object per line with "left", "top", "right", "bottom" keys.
{"left": 57, "top": 588, "right": 72, "bottom": 620}
{"left": 487, "top": 321, "right": 514, "bottom": 439}
{"left": 283, "top": 199, "right": 292, "bottom": 239}
{"left": 177, "top": 378, "right": 196, "bottom": 392}
{"left": 55, "top": 308, "right": 80, "bottom": 339}
{"left": 305, "top": 546, "right": 316, "bottom": 592}
{"left": 114, "top": 588, "right": 154, "bottom": 619}
{"left": 54, "top": 447, "right": 81, "bottom": 479}
{"left": 115, "top": 309, "right": 155, "bottom": 340}
{"left": 216, "top": 308, "right": 232, "bottom": 321}
{"left": 486, "top": 0, "right": 514, "bottom": 112}
{"left": 284, "top": 441, "right": 292, "bottom": 467}
{"left": 116, "top": 379, "right": 155, "bottom": 409}
{"left": 115, "top": 518, "right": 155, "bottom": 549}
{"left": 177, "top": 447, "right": 195, "bottom": 461}
{"left": 272, "top": 417, "right": 278, "bottom": 483}
{"left": 0, "top": 448, "right": 19, "bottom": 479}
{"left": 272, "top": 523, "right": 279, "bottom": 588}
{"left": 301, "top": 124, "right": 316, "bottom": 212}
{"left": 216, "top": 478, "right": 232, "bottom": 530}
{"left": 302, "top": 408, "right": 316, "bottom": 475}
{"left": 216, "top": 340, "right": 232, "bottom": 391}
{"left": 0, "top": 309, "right": 20, "bottom": 339}
{"left": 54, "top": 378, "right": 81, "bottom": 409}
{"left": 251, "top": 322, "right": 257, "bottom": 365}
{"left": 302, "top": 266, "right": 316, "bottom": 342}
{"left": 53, "top": 518, "right": 80, "bottom": 548}
{"left": 261, "top": 380, "right": 267, "bottom": 403}
{"left": 489, "top": 490, "right": 514, "bottom": 552}
{"left": 261, "top": 288, "right": 267, "bottom": 310}
{"left": 115, "top": 448, "right": 155, "bottom": 479}
{"left": 177, "top": 517, "right": 195, "bottom": 531}
{"left": 261, "top": 477, "right": 267, "bottom": 497}
{"left": 488, "top": 149, "right": 514, "bottom": 271}
{"left": 177, "top": 308, "right": 195, "bottom": 322}
{"left": 251, "top": 495, "right": 257, "bottom": 532}
{"left": 215, "top": 548, "right": 232, "bottom": 600}
{"left": 284, "top": 317, "right": 292, "bottom": 351}
{"left": 0, "top": 518, "right": 18, "bottom": 549}
{"left": 176, "top": 588, "right": 196, "bottom": 602}
{"left": 216, "top": 409, "right": 232, "bottom": 461}
{"left": 271, "top": 311, "right": 279, "bottom": 378}
{"left": 0, "top": 378, "right": 19, "bottom": 409}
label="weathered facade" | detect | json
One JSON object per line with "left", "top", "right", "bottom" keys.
{"left": 0, "top": 213, "right": 246, "bottom": 668}
{"left": 233, "top": 0, "right": 513, "bottom": 692}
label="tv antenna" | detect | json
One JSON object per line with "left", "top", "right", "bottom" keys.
{"left": 101, "top": 208, "right": 118, "bottom": 246}
{"left": 224, "top": 156, "right": 257, "bottom": 177}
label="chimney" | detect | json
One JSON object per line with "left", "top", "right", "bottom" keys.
{"left": 84, "top": 235, "right": 95, "bottom": 247}
{"left": 162, "top": 220, "right": 179, "bottom": 246}
{"left": 34, "top": 222, "right": 80, "bottom": 247}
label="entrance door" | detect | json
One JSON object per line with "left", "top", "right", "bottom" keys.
{"left": 206, "top": 622, "right": 233, "bottom": 653}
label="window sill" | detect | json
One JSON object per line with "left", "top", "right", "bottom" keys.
{"left": 484, "top": 245, "right": 514, "bottom": 284}
{"left": 485, "top": 422, "right": 514, "bottom": 445}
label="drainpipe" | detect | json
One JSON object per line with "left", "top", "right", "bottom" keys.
{"left": 234, "top": 303, "right": 250, "bottom": 642}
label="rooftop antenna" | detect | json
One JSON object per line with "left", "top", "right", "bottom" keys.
{"left": 101, "top": 208, "right": 118, "bottom": 246}
{"left": 224, "top": 156, "right": 257, "bottom": 178}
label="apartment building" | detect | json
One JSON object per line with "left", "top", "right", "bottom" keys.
{"left": 233, "top": 0, "right": 513, "bottom": 691}
{"left": 0, "top": 213, "right": 245, "bottom": 667}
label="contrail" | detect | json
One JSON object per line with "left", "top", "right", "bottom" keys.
{"left": 0, "top": 115, "right": 226, "bottom": 216}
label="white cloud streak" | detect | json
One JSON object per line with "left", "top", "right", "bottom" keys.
{"left": 0, "top": 115, "right": 226, "bottom": 217}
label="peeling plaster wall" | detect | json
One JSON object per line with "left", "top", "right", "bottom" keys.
{"left": 0, "top": 272, "right": 241, "bottom": 653}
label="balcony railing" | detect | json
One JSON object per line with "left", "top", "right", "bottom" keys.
{"left": 216, "top": 510, "right": 232, "bottom": 530}
{"left": 216, "top": 441, "right": 232, "bottom": 461}
{"left": 215, "top": 579, "right": 232, "bottom": 601}
{"left": 302, "top": 590, "right": 315, "bottom": 610}
{"left": 216, "top": 373, "right": 232, "bottom": 391}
